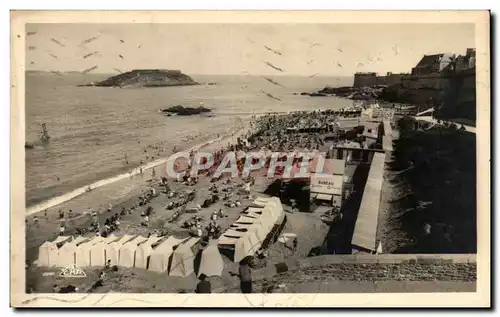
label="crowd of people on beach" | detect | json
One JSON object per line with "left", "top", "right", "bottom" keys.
{"left": 244, "top": 110, "right": 343, "bottom": 153}
{"left": 30, "top": 110, "right": 358, "bottom": 295}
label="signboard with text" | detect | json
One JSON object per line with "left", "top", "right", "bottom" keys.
{"left": 310, "top": 174, "right": 343, "bottom": 195}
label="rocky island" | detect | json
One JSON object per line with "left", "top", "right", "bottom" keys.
{"left": 160, "top": 105, "right": 212, "bottom": 116}
{"left": 78, "top": 69, "right": 199, "bottom": 88}
{"left": 300, "top": 85, "right": 386, "bottom": 101}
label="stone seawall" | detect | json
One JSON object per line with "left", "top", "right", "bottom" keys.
{"left": 221, "top": 254, "right": 477, "bottom": 293}
{"left": 223, "top": 254, "right": 476, "bottom": 291}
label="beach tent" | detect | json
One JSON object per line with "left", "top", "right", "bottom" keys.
{"left": 105, "top": 235, "right": 135, "bottom": 266}
{"left": 37, "top": 236, "right": 72, "bottom": 267}
{"left": 250, "top": 197, "right": 273, "bottom": 208}
{"left": 234, "top": 230, "right": 262, "bottom": 263}
{"left": 75, "top": 236, "right": 104, "bottom": 267}
{"left": 57, "top": 236, "right": 89, "bottom": 268}
{"left": 135, "top": 235, "right": 163, "bottom": 269}
{"left": 219, "top": 229, "right": 261, "bottom": 262}
{"left": 169, "top": 237, "right": 201, "bottom": 277}
{"left": 243, "top": 206, "right": 265, "bottom": 219}
{"left": 89, "top": 234, "right": 118, "bottom": 267}
{"left": 260, "top": 198, "right": 283, "bottom": 225}
{"left": 148, "top": 236, "right": 188, "bottom": 273}
{"left": 234, "top": 215, "right": 259, "bottom": 225}
{"left": 234, "top": 214, "right": 269, "bottom": 243}
{"left": 246, "top": 221, "right": 268, "bottom": 244}
{"left": 219, "top": 197, "right": 284, "bottom": 262}
{"left": 219, "top": 228, "right": 248, "bottom": 242}
{"left": 197, "top": 242, "right": 224, "bottom": 278}
{"left": 119, "top": 236, "right": 149, "bottom": 268}
{"left": 37, "top": 242, "right": 53, "bottom": 267}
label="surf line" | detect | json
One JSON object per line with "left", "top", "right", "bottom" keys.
{"left": 25, "top": 126, "right": 247, "bottom": 217}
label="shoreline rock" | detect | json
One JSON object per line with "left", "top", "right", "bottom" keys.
{"left": 300, "top": 85, "right": 387, "bottom": 101}
{"left": 160, "top": 105, "right": 212, "bottom": 116}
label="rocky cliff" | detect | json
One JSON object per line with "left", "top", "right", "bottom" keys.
{"left": 79, "top": 69, "right": 199, "bottom": 88}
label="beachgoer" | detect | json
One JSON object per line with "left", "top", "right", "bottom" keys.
{"left": 59, "top": 224, "right": 65, "bottom": 236}
{"left": 292, "top": 237, "right": 298, "bottom": 253}
{"left": 196, "top": 274, "right": 211, "bottom": 293}
{"left": 238, "top": 258, "right": 253, "bottom": 293}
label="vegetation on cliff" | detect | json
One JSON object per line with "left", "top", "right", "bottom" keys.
{"left": 79, "top": 69, "right": 199, "bottom": 88}
{"left": 385, "top": 117, "right": 476, "bottom": 253}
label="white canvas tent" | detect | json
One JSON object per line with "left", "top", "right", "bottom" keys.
{"left": 233, "top": 230, "right": 261, "bottom": 262}
{"left": 197, "top": 242, "right": 224, "bottom": 278}
{"left": 90, "top": 234, "right": 118, "bottom": 267}
{"left": 57, "top": 236, "right": 89, "bottom": 267}
{"left": 169, "top": 237, "right": 200, "bottom": 277}
{"left": 243, "top": 206, "right": 264, "bottom": 217}
{"left": 37, "top": 236, "right": 72, "bottom": 267}
{"left": 105, "top": 235, "right": 135, "bottom": 266}
{"left": 119, "top": 236, "right": 149, "bottom": 268}
{"left": 134, "top": 236, "right": 163, "bottom": 269}
{"left": 148, "top": 236, "right": 187, "bottom": 273}
{"left": 250, "top": 197, "right": 273, "bottom": 208}
{"left": 234, "top": 215, "right": 259, "bottom": 225}
{"left": 219, "top": 197, "right": 283, "bottom": 262}
{"left": 75, "top": 236, "right": 104, "bottom": 267}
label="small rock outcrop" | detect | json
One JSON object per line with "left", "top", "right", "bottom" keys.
{"left": 160, "top": 105, "right": 212, "bottom": 116}
{"left": 301, "top": 85, "right": 386, "bottom": 100}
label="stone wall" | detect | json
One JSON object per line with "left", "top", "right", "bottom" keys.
{"left": 400, "top": 74, "right": 449, "bottom": 90}
{"left": 380, "top": 69, "right": 476, "bottom": 121}
{"left": 354, "top": 73, "right": 407, "bottom": 88}
{"left": 222, "top": 254, "right": 476, "bottom": 293}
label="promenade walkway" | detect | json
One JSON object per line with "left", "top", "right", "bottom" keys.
{"left": 415, "top": 116, "right": 476, "bottom": 134}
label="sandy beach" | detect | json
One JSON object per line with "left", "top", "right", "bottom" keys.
{"left": 25, "top": 114, "right": 330, "bottom": 293}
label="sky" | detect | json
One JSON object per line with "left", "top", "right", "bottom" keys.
{"left": 25, "top": 23, "right": 475, "bottom": 76}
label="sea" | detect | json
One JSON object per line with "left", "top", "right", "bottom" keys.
{"left": 25, "top": 72, "right": 354, "bottom": 209}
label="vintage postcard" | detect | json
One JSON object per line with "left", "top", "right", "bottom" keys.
{"left": 11, "top": 11, "right": 490, "bottom": 307}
